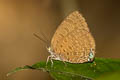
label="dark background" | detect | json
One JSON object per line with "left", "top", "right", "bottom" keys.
{"left": 0, "top": 0, "right": 120, "bottom": 80}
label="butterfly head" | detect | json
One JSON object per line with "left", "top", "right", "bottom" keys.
{"left": 47, "top": 47, "right": 52, "bottom": 53}
{"left": 47, "top": 46, "right": 55, "bottom": 55}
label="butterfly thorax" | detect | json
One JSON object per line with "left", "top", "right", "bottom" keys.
{"left": 47, "top": 47, "right": 62, "bottom": 60}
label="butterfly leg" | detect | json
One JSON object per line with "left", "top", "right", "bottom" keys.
{"left": 63, "top": 61, "right": 67, "bottom": 67}
{"left": 46, "top": 55, "right": 54, "bottom": 67}
{"left": 60, "top": 57, "right": 67, "bottom": 67}
{"left": 46, "top": 55, "right": 51, "bottom": 66}
{"left": 50, "top": 58, "right": 54, "bottom": 67}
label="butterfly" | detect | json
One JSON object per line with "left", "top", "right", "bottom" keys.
{"left": 34, "top": 11, "right": 95, "bottom": 65}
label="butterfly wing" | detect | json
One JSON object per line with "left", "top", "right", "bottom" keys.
{"left": 51, "top": 11, "right": 95, "bottom": 63}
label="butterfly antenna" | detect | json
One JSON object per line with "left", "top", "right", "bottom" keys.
{"left": 33, "top": 33, "right": 48, "bottom": 45}
{"left": 40, "top": 31, "right": 50, "bottom": 44}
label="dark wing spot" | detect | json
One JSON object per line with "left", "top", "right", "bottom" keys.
{"left": 59, "top": 34, "right": 64, "bottom": 37}
{"left": 60, "top": 45, "right": 63, "bottom": 48}
{"left": 67, "top": 52, "right": 69, "bottom": 55}
{"left": 63, "top": 49, "right": 66, "bottom": 52}
{"left": 68, "top": 46, "right": 72, "bottom": 49}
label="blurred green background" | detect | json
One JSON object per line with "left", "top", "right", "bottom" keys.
{"left": 0, "top": 0, "right": 120, "bottom": 80}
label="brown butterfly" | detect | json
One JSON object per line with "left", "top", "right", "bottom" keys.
{"left": 34, "top": 11, "right": 95, "bottom": 65}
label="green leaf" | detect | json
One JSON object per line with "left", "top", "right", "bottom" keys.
{"left": 7, "top": 65, "right": 33, "bottom": 76}
{"left": 7, "top": 58, "right": 120, "bottom": 80}
{"left": 96, "top": 71, "right": 120, "bottom": 80}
